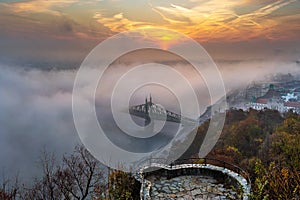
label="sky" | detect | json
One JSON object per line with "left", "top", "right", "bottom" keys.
{"left": 1, "top": 0, "right": 299, "bottom": 41}
{"left": 0, "top": 0, "right": 299, "bottom": 181}
{"left": 0, "top": 0, "right": 299, "bottom": 66}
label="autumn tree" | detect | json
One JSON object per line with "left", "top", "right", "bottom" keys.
{"left": 251, "top": 160, "right": 300, "bottom": 200}
{"left": 108, "top": 170, "right": 140, "bottom": 200}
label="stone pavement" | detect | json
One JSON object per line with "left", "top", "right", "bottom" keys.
{"left": 148, "top": 175, "right": 238, "bottom": 200}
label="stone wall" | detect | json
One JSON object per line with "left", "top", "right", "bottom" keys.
{"left": 135, "top": 163, "right": 251, "bottom": 200}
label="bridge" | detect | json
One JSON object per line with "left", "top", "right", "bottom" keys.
{"left": 129, "top": 95, "right": 198, "bottom": 126}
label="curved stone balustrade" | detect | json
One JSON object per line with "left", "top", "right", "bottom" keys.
{"left": 135, "top": 161, "right": 251, "bottom": 200}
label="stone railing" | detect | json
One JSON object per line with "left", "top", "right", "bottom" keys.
{"left": 135, "top": 158, "right": 251, "bottom": 200}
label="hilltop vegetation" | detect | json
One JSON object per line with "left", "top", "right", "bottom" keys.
{"left": 186, "top": 108, "right": 300, "bottom": 199}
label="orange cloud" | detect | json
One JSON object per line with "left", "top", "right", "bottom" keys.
{"left": 152, "top": 0, "right": 298, "bottom": 41}
{"left": 93, "top": 12, "right": 149, "bottom": 32}
{"left": 93, "top": 12, "right": 189, "bottom": 49}
{"left": 1, "top": 0, "right": 298, "bottom": 43}
{"left": 5, "top": 0, "right": 78, "bottom": 16}
{"left": 93, "top": 0, "right": 298, "bottom": 42}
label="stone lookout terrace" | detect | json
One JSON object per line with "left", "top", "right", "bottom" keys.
{"left": 135, "top": 158, "right": 251, "bottom": 200}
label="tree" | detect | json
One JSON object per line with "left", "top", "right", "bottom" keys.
{"left": 54, "top": 145, "right": 105, "bottom": 200}
{"left": 108, "top": 170, "right": 140, "bottom": 200}
{"left": 208, "top": 145, "right": 242, "bottom": 165}
{"left": 250, "top": 160, "right": 269, "bottom": 200}
{"left": 226, "top": 116, "right": 264, "bottom": 157}
{"left": 0, "top": 170, "right": 20, "bottom": 200}
{"left": 266, "top": 112, "right": 300, "bottom": 168}
{"left": 0, "top": 175, "right": 19, "bottom": 200}
{"left": 21, "top": 145, "right": 107, "bottom": 200}
{"left": 250, "top": 161, "right": 300, "bottom": 200}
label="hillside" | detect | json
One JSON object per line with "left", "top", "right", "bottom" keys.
{"left": 184, "top": 108, "right": 300, "bottom": 199}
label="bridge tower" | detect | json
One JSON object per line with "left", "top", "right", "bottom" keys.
{"left": 144, "top": 96, "right": 152, "bottom": 126}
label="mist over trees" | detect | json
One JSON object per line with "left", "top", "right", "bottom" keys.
{"left": 0, "top": 145, "right": 140, "bottom": 200}
{"left": 1, "top": 108, "right": 300, "bottom": 199}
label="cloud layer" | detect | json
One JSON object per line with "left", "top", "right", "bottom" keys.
{"left": 0, "top": 66, "right": 79, "bottom": 181}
